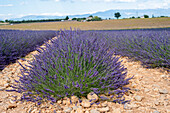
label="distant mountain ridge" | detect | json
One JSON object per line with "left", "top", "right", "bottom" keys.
{"left": 12, "top": 8, "right": 170, "bottom": 21}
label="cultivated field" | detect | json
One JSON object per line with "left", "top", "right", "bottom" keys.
{"left": 0, "top": 17, "right": 170, "bottom": 30}
{"left": 0, "top": 18, "right": 169, "bottom": 113}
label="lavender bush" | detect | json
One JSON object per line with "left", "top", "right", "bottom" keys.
{"left": 11, "top": 29, "right": 132, "bottom": 104}
{"left": 92, "top": 28, "right": 170, "bottom": 69}
{"left": 0, "top": 29, "right": 57, "bottom": 70}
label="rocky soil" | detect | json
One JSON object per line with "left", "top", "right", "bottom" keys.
{"left": 0, "top": 50, "right": 169, "bottom": 113}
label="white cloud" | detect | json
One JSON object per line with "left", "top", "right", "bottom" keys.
{"left": 124, "top": 12, "right": 134, "bottom": 15}
{"left": 110, "top": 0, "right": 136, "bottom": 1}
{"left": 10, "top": 9, "right": 107, "bottom": 19}
{"left": 0, "top": 14, "right": 12, "bottom": 16}
{"left": 20, "top": 2, "right": 28, "bottom": 5}
{"left": 55, "top": 0, "right": 136, "bottom": 2}
{"left": 0, "top": 14, "right": 13, "bottom": 20}
{"left": 18, "top": 12, "right": 69, "bottom": 17}
{"left": 37, "top": 12, "right": 69, "bottom": 16}
{"left": 162, "top": 0, "right": 170, "bottom": 7}
{"left": 0, "top": 4, "right": 13, "bottom": 7}
{"left": 137, "top": 0, "right": 170, "bottom": 9}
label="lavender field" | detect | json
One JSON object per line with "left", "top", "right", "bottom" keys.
{"left": 0, "top": 28, "right": 167, "bottom": 105}
{"left": 1, "top": 28, "right": 169, "bottom": 71}
{"left": 0, "top": 0, "right": 169, "bottom": 112}
{"left": 90, "top": 28, "right": 170, "bottom": 69}
{"left": 0, "top": 29, "right": 57, "bottom": 70}
{"left": 0, "top": 28, "right": 169, "bottom": 113}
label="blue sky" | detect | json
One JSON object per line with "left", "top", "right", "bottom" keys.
{"left": 0, "top": 0, "right": 169, "bottom": 20}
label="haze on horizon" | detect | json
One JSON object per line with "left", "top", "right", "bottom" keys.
{"left": 0, "top": 0, "right": 170, "bottom": 20}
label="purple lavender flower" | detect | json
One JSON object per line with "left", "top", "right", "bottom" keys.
{"left": 75, "top": 81, "right": 79, "bottom": 88}
{"left": 0, "top": 29, "right": 57, "bottom": 70}
{"left": 10, "top": 29, "right": 136, "bottom": 105}
{"left": 64, "top": 85, "right": 69, "bottom": 89}
{"left": 60, "top": 76, "right": 64, "bottom": 80}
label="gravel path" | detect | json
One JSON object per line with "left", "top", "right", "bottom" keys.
{"left": 0, "top": 50, "right": 169, "bottom": 113}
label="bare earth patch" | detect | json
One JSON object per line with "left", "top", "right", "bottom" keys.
{"left": 0, "top": 49, "right": 169, "bottom": 113}
{"left": 0, "top": 17, "right": 169, "bottom": 31}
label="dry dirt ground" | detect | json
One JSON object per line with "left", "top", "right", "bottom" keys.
{"left": 0, "top": 48, "right": 169, "bottom": 113}
{"left": 0, "top": 17, "right": 170, "bottom": 30}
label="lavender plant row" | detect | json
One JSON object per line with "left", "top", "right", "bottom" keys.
{"left": 90, "top": 28, "right": 170, "bottom": 69}
{"left": 11, "top": 29, "right": 132, "bottom": 105}
{"left": 0, "top": 29, "right": 57, "bottom": 70}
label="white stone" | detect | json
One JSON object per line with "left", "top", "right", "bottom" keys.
{"left": 72, "top": 106, "right": 78, "bottom": 110}
{"left": 90, "top": 109, "right": 100, "bottom": 113}
{"left": 154, "top": 101, "right": 159, "bottom": 106}
{"left": 63, "top": 100, "right": 68, "bottom": 105}
{"left": 112, "top": 108, "right": 121, "bottom": 113}
{"left": 9, "top": 99, "right": 16, "bottom": 104}
{"left": 75, "top": 108, "right": 83, "bottom": 113}
{"left": 0, "top": 86, "right": 6, "bottom": 91}
{"left": 144, "top": 88, "right": 150, "bottom": 92}
{"left": 57, "top": 100, "right": 62, "bottom": 104}
{"left": 71, "top": 96, "right": 79, "bottom": 103}
{"left": 153, "top": 110, "right": 160, "bottom": 113}
{"left": 101, "top": 101, "right": 108, "bottom": 107}
{"left": 97, "top": 107, "right": 109, "bottom": 112}
{"left": 87, "top": 92, "right": 98, "bottom": 103}
{"left": 124, "top": 103, "right": 138, "bottom": 110}
{"left": 131, "top": 83, "right": 137, "bottom": 88}
{"left": 134, "top": 95, "right": 143, "bottom": 101}
{"left": 64, "top": 107, "right": 72, "bottom": 113}
{"left": 81, "top": 99, "right": 91, "bottom": 108}
{"left": 85, "top": 111, "right": 90, "bottom": 113}
{"left": 4, "top": 83, "right": 10, "bottom": 88}
{"left": 160, "top": 75, "right": 168, "bottom": 78}
{"left": 70, "top": 110, "right": 75, "bottom": 113}
{"left": 159, "top": 89, "right": 168, "bottom": 94}
{"left": 5, "top": 77, "right": 11, "bottom": 83}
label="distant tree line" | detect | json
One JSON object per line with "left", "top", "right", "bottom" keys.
{"left": 72, "top": 17, "right": 86, "bottom": 21}
{"left": 72, "top": 15, "right": 102, "bottom": 22}
{"left": 0, "top": 20, "right": 4, "bottom": 23}
{"left": 2, "top": 15, "right": 102, "bottom": 24}
{"left": 91, "top": 16, "right": 102, "bottom": 21}
{"left": 3, "top": 16, "right": 71, "bottom": 24}
{"left": 4, "top": 18, "right": 64, "bottom": 24}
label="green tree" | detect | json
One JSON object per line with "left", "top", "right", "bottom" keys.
{"left": 114, "top": 12, "right": 121, "bottom": 19}
{"left": 144, "top": 15, "right": 149, "bottom": 18}
{"left": 0, "top": 20, "right": 4, "bottom": 23}
{"left": 72, "top": 18, "right": 77, "bottom": 20}
{"left": 91, "top": 16, "right": 102, "bottom": 21}
{"left": 65, "top": 16, "right": 69, "bottom": 20}
{"left": 89, "top": 15, "right": 93, "bottom": 18}
{"left": 5, "top": 19, "right": 9, "bottom": 23}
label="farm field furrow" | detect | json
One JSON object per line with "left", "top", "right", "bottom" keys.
{"left": 0, "top": 29, "right": 57, "bottom": 70}
{"left": 0, "top": 28, "right": 169, "bottom": 113}
{"left": 0, "top": 49, "right": 169, "bottom": 113}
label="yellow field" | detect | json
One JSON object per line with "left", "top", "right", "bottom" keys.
{"left": 0, "top": 17, "right": 170, "bottom": 30}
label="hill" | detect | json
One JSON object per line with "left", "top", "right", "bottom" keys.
{"left": 11, "top": 8, "right": 170, "bottom": 21}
